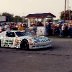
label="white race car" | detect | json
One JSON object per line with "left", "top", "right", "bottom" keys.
{"left": 0, "top": 30, "right": 52, "bottom": 49}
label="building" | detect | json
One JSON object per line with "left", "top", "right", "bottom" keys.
{"left": 0, "top": 16, "right": 6, "bottom": 22}
{"left": 25, "top": 13, "right": 56, "bottom": 27}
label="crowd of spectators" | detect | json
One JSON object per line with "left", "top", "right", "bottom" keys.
{"left": 45, "top": 23, "right": 72, "bottom": 37}
{"left": 0, "top": 22, "right": 72, "bottom": 38}
{"left": 0, "top": 22, "right": 26, "bottom": 32}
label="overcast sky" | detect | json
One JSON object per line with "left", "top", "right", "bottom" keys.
{"left": 0, "top": 0, "right": 72, "bottom": 18}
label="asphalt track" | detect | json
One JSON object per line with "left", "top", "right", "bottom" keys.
{"left": 0, "top": 38, "right": 72, "bottom": 72}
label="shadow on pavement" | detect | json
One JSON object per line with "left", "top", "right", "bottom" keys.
{"left": 0, "top": 46, "right": 55, "bottom": 52}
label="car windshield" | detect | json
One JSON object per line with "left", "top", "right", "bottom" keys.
{"left": 15, "top": 31, "right": 32, "bottom": 37}
{"left": 24, "top": 32, "right": 32, "bottom": 36}
{"left": 15, "top": 32, "right": 25, "bottom": 37}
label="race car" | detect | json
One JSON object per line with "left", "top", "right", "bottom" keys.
{"left": 0, "top": 30, "right": 52, "bottom": 49}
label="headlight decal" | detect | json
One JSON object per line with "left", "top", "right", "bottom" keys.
{"left": 14, "top": 38, "right": 21, "bottom": 45}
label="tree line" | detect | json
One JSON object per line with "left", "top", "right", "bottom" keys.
{"left": 1, "top": 10, "right": 72, "bottom": 22}
{"left": 60, "top": 10, "right": 72, "bottom": 20}
{"left": 1, "top": 12, "right": 23, "bottom": 22}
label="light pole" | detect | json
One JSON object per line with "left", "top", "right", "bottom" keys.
{"left": 64, "top": 0, "right": 66, "bottom": 22}
{"left": 69, "top": 6, "right": 71, "bottom": 20}
{"left": 65, "top": 0, "right": 66, "bottom": 11}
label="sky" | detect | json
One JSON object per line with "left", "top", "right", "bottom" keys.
{"left": 0, "top": 0, "right": 72, "bottom": 19}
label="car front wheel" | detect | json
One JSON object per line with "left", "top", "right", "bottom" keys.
{"left": 20, "top": 39, "right": 29, "bottom": 50}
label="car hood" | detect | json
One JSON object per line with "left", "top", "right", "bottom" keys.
{"left": 33, "top": 36, "right": 51, "bottom": 43}
{"left": 18, "top": 36, "right": 32, "bottom": 40}
{"left": 18, "top": 36, "right": 51, "bottom": 43}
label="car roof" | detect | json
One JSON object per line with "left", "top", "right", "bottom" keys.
{"left": 0, "top": 30, "right": 25, "bottom": 35}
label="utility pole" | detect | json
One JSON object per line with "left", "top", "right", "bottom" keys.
{"left": 69, "top": 6, "right": 71, "bottom": 20}
{"left": 68, "top": 0, "right": 71, "bottom": 21}
{"left": 65, "top": 0, "right": 66, "bottom": 11}
{"left": 64, "top": 0, "right": 66, "bottom": 22}
{"left": 66, "top": 0, "right": 71, "bottom": 22}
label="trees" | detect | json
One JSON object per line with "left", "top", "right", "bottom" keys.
{"left": 2, "top": 12, "right": 14, "bottom": 22}
{"left": 2, "top": 12, "right": 23, "bottom": 22}
{"left": 60, "top": 10, "right": 72, "bottom": 20}
{"left": 14, "top": 16, "right": 22, "bottom": 22}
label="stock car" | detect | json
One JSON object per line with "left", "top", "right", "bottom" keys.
{"left": 0, "top": 30, "right": 52, "bottom": 49}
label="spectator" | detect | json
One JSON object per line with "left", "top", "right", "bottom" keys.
{"left": 46, "top": 23, "right": 52, "bottom": 36}
{"left": 63, "top": 24, "right": 68, "bottom": 37}
{"left": 54, "top": 24, "right": 60, "bottom": 36}
{"left": 18, "top": 24, "right": 24, "bottom": 31}
{"left": 59, "top": 24, "right": 62, "bottom": 37}
{"left": 68, "top": 25, "right": 72, "bottom": 37}
{"left": 61, "top": 24, "right": 65, "bottom": 37}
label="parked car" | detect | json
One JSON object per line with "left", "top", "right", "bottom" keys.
{"left": 0, "top": 30, "right": 52, "bottom": 49}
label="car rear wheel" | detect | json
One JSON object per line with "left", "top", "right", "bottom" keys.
{"left": 20, "top": 39, "right": 29, "bottom": 50}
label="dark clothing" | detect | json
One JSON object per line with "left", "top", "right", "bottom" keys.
{"left": 63, "top": 26, "right": 68, "bottom": 37}
{"left": 68, "top": 27, "right": 72, "bottom": 37}
{"left": 46, "top": 24, "right": 52, "bottom": 36}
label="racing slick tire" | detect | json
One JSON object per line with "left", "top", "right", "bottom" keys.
{"left": 20, "top": 39, "right": 29, "bottom": 50}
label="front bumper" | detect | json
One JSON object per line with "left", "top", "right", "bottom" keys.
{"left": 29, "top": 41, "right": 52, "bottom": 49}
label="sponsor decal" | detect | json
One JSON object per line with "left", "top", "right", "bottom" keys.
{"left": 5, "top": 40, "right": 13, "bottom": 45}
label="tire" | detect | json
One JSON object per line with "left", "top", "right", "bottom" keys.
{"left": 20, "top": 39, "right": 29, "bottom": 50}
